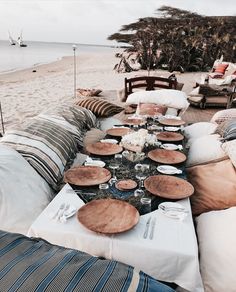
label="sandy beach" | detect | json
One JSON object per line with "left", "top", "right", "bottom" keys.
{"left": 0, "top": 49, "right": 204, "bottom": 130}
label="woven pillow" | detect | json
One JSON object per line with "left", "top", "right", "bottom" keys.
{"left": 211, "top": 109, "right": 236, "bottom": 125}
{"left": 0, "top": 120, "right": 77, "bottom": 190}
{"left": 187, "top": 158, "right": 236, "bottom": 215}
{"left": 75, "top": 98, "right": 124, "bottom": 117}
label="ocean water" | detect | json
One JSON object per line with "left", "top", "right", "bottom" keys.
{"left": 0, "top": 40, "right": 115, "bottom": 73}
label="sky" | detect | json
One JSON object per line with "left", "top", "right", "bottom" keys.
{"left": 0, "top": 0, "right": 235, "bottom": 45}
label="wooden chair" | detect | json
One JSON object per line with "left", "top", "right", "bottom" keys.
{"left": 124, "top": 75, "right": 179, "bottom": 101}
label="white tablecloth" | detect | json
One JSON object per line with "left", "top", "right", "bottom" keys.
{"left": 27, "top": 184, "right": 203, "bottom": 292}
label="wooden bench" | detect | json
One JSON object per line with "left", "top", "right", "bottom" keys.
{"left": 124, "top": 75, "right": 179, "bottom": 101}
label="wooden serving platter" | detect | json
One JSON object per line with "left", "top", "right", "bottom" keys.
{"left": 77, "top": 199, "right": 139, "bottom": 234}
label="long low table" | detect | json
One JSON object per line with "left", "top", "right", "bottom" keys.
{"left": 27, "top": 184, "right": 203, "bottom": 292}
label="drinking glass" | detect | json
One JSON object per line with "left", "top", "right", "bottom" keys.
{"left": 109, "top": 160, "right": 119, "bottom": 182}
{"left": 114, "top": 154, "right": 122, "bottom": 165}
{"left": 140, "top": 197, "right": 152, "bottom": 214}
{"left": 135, "top": 164, "right": 150, "bottom": 188}
{"left": 134, "top": 189, "right": 144, "bottom": 198}
{"left": 99, "top": 183, "right": 110, "bottom": 198}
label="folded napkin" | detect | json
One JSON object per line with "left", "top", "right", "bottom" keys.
{"left": 158, "top": 202, "right": 188, "bottom": 220}
{"left": 85, "top": 157, "right": 105, "bottom": 167}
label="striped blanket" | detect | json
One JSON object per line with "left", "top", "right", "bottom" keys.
{"left": 0, "top": 231, "right": 174, "bottom": 292}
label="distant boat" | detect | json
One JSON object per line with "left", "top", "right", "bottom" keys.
{"left": 17, "top": 32, "right": 27, "bottom": 47}
{"left": 8, "top": 31, "right": 16, "bottom": 45}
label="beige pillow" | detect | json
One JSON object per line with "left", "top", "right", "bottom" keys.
{"left": 186, "top": 134, "right": 227, "bottom": 167}
{"left": 196, "top": 206, "right": 236, "bottom": 292}
{"left": 187, "top": 158, "right": 236, "bottom": 215}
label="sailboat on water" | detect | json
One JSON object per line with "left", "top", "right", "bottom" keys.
{"left": 8, "top": 31, "right": 16, "bottom": 45}
{"left": 17, "top": 31, "right": 27, "bottom": 47}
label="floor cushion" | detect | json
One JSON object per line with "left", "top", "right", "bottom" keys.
{"left": 196, "top": 207, "right": 236, "bottom": 292}
{"left": 187, "top": 158, "right": 236, "bottom": 215}
{"left": 186, "top": 134, "right": 227, "bottom": 167}
{"left": 0, "top": 230, "right": 174, "bottom": 292}
{"left": 0, "top": 145, "right": 52, "bottom": 234}
{"left": 0, "top": 119, "right": 78, "bottom": 191}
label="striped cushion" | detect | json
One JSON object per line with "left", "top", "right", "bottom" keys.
{"left": 0, "top": 120, "right": 77, "bottom": 190}
{"left": 0, "top": 231, "right": 174, "bottom": 292}
{"left": 42, "top": 103, "right": 98, "bottom": 146}
{"left": 75, "top": 98, "right": 124, "bottom": 117}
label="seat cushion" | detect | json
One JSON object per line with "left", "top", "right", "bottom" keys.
{"left": 187, "top": 158, "right": 236, "bottom": 215}
{"left": 126, "top": 89, "right": 189, "bottom": 111}
{"left": 0, "top": 145, "right": 52, "bottom": 234}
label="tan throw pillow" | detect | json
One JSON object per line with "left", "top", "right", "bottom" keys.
{"left": 187, "top": 158, "right": 236, "bottom": 215}
{"left": 75, "top": 98, "right": 123, "bottom": 117}
{"left": 222, "top": 140, "right": 236, "bottom": 168}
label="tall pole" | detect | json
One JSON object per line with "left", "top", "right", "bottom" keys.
{"left": 0, "top": 102, "right": 5, "bottom": 135}
{"left": 72, "top": 44, "right": 77, "bottom": 98}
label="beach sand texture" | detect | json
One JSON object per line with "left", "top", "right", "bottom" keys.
{"left": 0, "top": 49, "right": 204, "bottom": 130}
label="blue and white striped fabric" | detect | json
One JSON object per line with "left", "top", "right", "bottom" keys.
{"left": 0, "top": 230, "right": 174, "bottom": 292}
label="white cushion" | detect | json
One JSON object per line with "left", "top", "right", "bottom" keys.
{"left": 126, "top": 89, "right": 189, "bottom": 111}
{"left": 184, "top": 122, "right": 217, "bottom": 141}
{"left": 222, "top": 139, "right": 236, "bottom": 168}
{"left": 99, "top": 117, "right": 123, "bottom": 131}
{"left": 196, "top": 207, "right": 236, "bottom": 292}
{"left": 187, "top": 134, "right": 227, "bottom": 167}
{"left": 0, "top": 145, "right": 53, "bottom": 235}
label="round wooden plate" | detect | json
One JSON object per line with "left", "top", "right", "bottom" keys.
{"left": 159, "top": 118, "right": 185, "bottom": 126}
{"left": 86, "top": 142, "right": 123, "bottom": 156}
{"left": 106, "top": 127, "right": 131, "bottom": 137}
{"left": 115, "top": 179, "right": 137, "bottom": 191}
{"left": 148, "top": 149, "right": 186, "bottom": 164}
{"left": 77, "top": 199, "right": 139, "bottom": 234}
{"left": 64, "top": 166, "right": 111, "bottom": 186}
{"left": 144, "top": 175, "right": 194, "bottom": 199}
{"left": 156, "top": 131, "right": 184, "bottom": 142}
{"left": 123, "top": 118, "right": 146, "bottom": 126}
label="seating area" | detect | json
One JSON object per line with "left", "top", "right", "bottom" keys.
{"left": 1, "top": 81, "right": 236, "bottom": 291}
{"left": 188, "top": 60, "right": 236, "bottom": 109}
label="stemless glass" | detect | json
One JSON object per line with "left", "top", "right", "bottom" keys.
{"left": 114, "top": 154, "right": 122, "bottom": 166}
{"left": 99, "top": 183, "right": 110, "bottom": 198}
{"left": 140, "top": 197, "right": 152, "bottom": 214}
{"left": 134, "top": 189, "right": 145, "bottom": 198}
